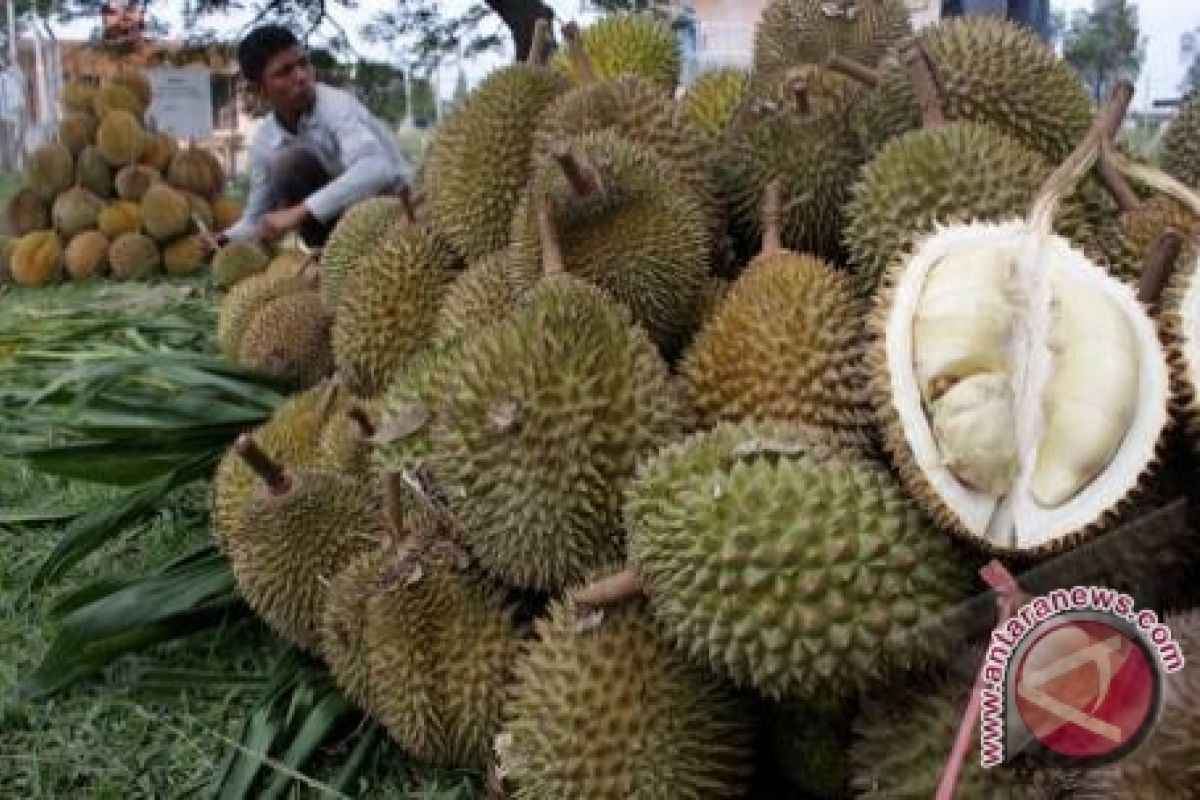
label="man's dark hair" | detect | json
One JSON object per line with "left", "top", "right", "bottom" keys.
{"left": 238, "top": 24, "right": 300, "bottom": 83}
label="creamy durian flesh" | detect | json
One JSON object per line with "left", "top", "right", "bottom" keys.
{"left": 876, "top": 221, "right": 1170, "bottom": 553}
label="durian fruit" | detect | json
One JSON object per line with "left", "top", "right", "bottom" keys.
{"left": 61, "top": 80, "right": 96, "bottom": 115}
{"left": 111, "top": 69, "right": 153, "bottom": 110}
{"left": 499, "top": 598, "right": 756, "bottom": 799}
{"left": 602, "top": 419, "right": 973, "bottom": 703}
{"left": 752, "top": 0, "right": 912, "bottom": 86}
{"left": 211, "top": 240, "right": 270, "bottom": 288}
{"left": 552, "top": 14, "right": 681, "bottom": 90}
{"left": 187, "top": 193, "right": 215, "bottom": 232}
{"left": 433, "top": 247, "right": 533, "bottom": 345}
{"left": 1161, "top": 91, "right": 1200, "bottom": 190}
{"left": 140, "top": 183, "right": 192, "bottom": 242}
{"left": 868, "top": 87, "right": 1173, "bottom": 556}
{"left": 695, "top": 275, "right": 731, "bottom": 326}
{"left": 216, "top": 256, "right": 319, "bottom": 359}
{"left": 24, "top": 142, "right": 74, "bottom": 202}
{"left": 64, "top": 230, "right": 110, "bottom": 280}
{"left": 76, "top": 146, "right": 115, "bottom": 199}
{"left": 108, "top": 231, "right": 160, "bottom": 280}
{"left": 59, "top": 113, "right": 96, "bottom": 157}
{"left": 422, "top": 20, "right": 568, "bottom": 261}
{"left": 51, "top": 186, "right": 103, "bottom": 239}
{"left": 849, "top": 649, "right": 1078, "bottom": 798}
{"left": 682, "top": 66, "right": 750, "bottom": 148}
{"left": 331, "top": 226, "right": 456, "bottom": 397}
{"left": 237, "top": 290, "right": 334, "bottom": 388}
{"left": 680, "top": 182, "right": 875, "bottom": 450}
{"left": 213, "top": 196, "right": 242, "bottom": 231}
{"left": 10, "top": 230, "right": 64, "bottom": 287}
{"left": 162, "top": 234, "right": 207, "bottom": 276}
{"left": 3, "top": 187, "right": 49, "bottom": 235}
{"left": 97, "top": 201, "right": 142, "bottom": 238}
{"left": 315, "top": 399, "right": 379, "bottom": 476}
{"left": 419, "top": 275, "right": 692, "bottom": 592}
{"left": 96, "top": 109, "right": 147, "bottom": 167}
{"left": 1075, "top": 609, "right": 1200, "bottom": 799}
{"left": 115, "top": 164, "right": 161, "bottom": 202}
{"left": 226, "top": 436, "right": 385, "bottom": 653}
{"left": 317, "top": 546, "right": 384, "bottom": 711}
{"left": 320, "top": 194, "right": 415, "bottom": 310}
{"left": 840, "top": 17, "right": 1091, "bottom": 163}
{"left": 508, "top": 131, "right": 711, "bottom": 354}
{"left": 167, "top": 142, "right": 222, "bottom": 198}
{"left": 139, "top": 131, "right": 178, "bottom": 173}
{"left": 92, "top": 81, "right": 143, "bottom": 118}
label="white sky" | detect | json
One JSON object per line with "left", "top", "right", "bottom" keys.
{"left": 42, "top": 1, "right": 1200, "bottom": 108}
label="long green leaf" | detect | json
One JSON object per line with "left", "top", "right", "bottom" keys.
{"left": 260, "top": 690, "right": 358, "bottom": 800}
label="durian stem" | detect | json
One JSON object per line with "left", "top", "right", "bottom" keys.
{"left": 824, "top": 53, "right": 881, "bottom": 88}
{"left": 382, "top": 470, "right": 413, "bottom": 550}
{"left": 348, "top": 405, "right": 376, "bottom": 439}
{"left": 1096, "top": 146, "right": 1144, "bottom": 214}
{"left": 936, "top": 560, "right": 1024, "bottom": 800}
{"left": 526, "top": 17, "right": 551, "bottom": 67}
{"left": 1139, "top": 230, "right": 1184, "bottom": 305}
{"left": 234, "top": 434, "right": 291, "bottom": 495}
{"left": 784, "top": 67, "right": 812, "bottom": 118}
{"left": 316, "top": 374, "right": 344, "bottom": 425}
{"left": 760, "top": 179, "right": 784, "bottom": 255}
{"left": 535, "top": 197, "right": 567, "bottom": 276}
{"left": 561, "top": 22, "right": 595, "bottom": 85}
{"left": 1102, "top": 139, "right": 1200, "bottom": 220}
{"left": 548, "top": 141, "right": 599, "bottom": 197}
{"left": 398, "top": 184, "right": 418, "bottom": 225}
{"left": 903, "top": 42, "right": 945, "bottom": 128}
{"left": 573, "top": 568, "right": 645, "bottom": 608}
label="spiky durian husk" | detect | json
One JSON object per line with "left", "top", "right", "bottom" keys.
{"left": 317, "top": 546, "right": 388, "bottom": 712}
{"left": 553, "top": 12, "right": 681, "bottom": 89}
{"left": 331, "top": 226, "right": 456, "bottom": 397}
{"left": 509, "top": 131, "right": 711, "bottom": 353}
{"left": 679, "top": 251, "right": 875, "bottom": 451}
{"left": 854, "top": 17, "right": 1092, "bottom": 163}
{"left": 1100, "top": 196, "right": 1200, "bottom": 286}
{"left": 363, "top": 556, "right": 519, "bottom": 769}
{"left": 422, "top": 64, "right": 568, "bottom": 261}
{"left": 499, "top": 599, "right": 756, "bottom": 800}
{"left": 1161, "top": 93, "right": 1200, "bottom": 190}
{"left": 236, "top": 290, "right": 334, "bottom": 389}
{"left": 216, "top": 259, "right": 315, "bottom": 359}
{"left": 433, "top": 247, "right": 534, "bottom": 345}
{"left": 844, "top": 122, "right": 1099, "bottom": 297}
{"left": 1074, "top": 609, "right": 1200, "bottom": 798}
{"left": 1159, "top": 251, "right": 1200, "bottom": 446}
{"left": 314, "top": 396, "right": 381, "bottom": 475}
{"left": 752, "top": 0, "right": 912, "bottom": 86}
{"left": 320, "top": 196, "right": 411, "bottom": 310}
{"left": 228, "top": 469, "right": 384, "bottom": 653}
{"left": 626, "top": 419, "right": 974, "bottom": 702}
{"left": 723, "top": 67, "right": 865, "bottom": 262}
{"left": 424, "top": 276, "right": 692, "bottom": 592}
{"left": 682, "top": 67, "right": 750, "bottom": 149}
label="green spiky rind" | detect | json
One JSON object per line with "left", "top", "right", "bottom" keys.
{"left": 332, "top": 226, "right": 457, "bottom": 398}
{"left": 317, "top": 546, "right": 388, "bottom": 712}
{"left": 723, "top": 68, "right": 865, "bottom": 260}
{"left": 1161, "top": 93, "right": 1200, "bottom": 190}
{"left": 500, "top": 599, "right": 756, "bottom": 800}
{"left": 316, "top": 397, "right": 382, "bottom": 475}
{"left": 216, "top": 261, "right": 315, "bottom": 359}
{"left": 532, "top": 75, "right": 720, "bottom": 231}
{"left": 845, "top": 122, "right": 1053, "bottom": 297}
{"left": 553, "top": 12, "right": 681, "bottom": 89}
{"left": 320, "top": 196, "right": 410, "bottom": 310}
{"left": 210, "top": 381, "right": 345, "bottom": 552}
{"left": 679, "top": 251, "right": 876, "bottom": 451}
{"left": 434, "top": 248, "right": 535, "bottom": 346}
{"left": 236, "top": 290, "right": 334, "bottom": 389}
{"left": 752, "top": 0, "right": 912, "bottom": 86}
{"left": 509, "top": 130, "right": 711, "bottom": 352}
{"left": 626, "top": 419, "right": 974, "bottom": 702}
{"left": 855, "top": 17, "right": 1092, "bottom": 163}
{"left": 1075, "top": 609, "right": 1200, "bottom": 799}
{"left": 1104, "top": 196, "right": 1200, "bottom": 285}
{"left": 682, "top": 67, "right": 751, "bottom": 148}
{"left": 849, "top": 652, "right": 1079, "bottom": 799}
{"left": 426, "top": 276, "right": 692, "bottom": 592}
{"left": 228, "top": 469, "right": 385, "bottom": 653}
{"left": 363, "top": 558, "right": 519, "bottom": 768}
{"left": 423, "top": 64, "right": 569, "bottom": 261}
{"left": 212, "top": 241, "right": 270, "bottom": 288}
{"left": 1159, "top": 249, "right": 1200, "bottom": 447}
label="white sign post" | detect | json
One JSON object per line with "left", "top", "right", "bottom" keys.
{"left": 145, "top": 66, "right": 212, "bottom": 138}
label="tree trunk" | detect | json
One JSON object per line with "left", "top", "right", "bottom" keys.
{"left": 485, "top": 0, "right": 556, "bottom": 62}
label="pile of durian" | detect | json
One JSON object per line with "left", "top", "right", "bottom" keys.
{"left": 209, "top": 4, "right": 1200, "bottom": 798}
{"left": 0, "top": 69, "right": 243, "bottom": 287}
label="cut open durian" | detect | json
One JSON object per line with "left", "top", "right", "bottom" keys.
{"left": 873, "top": 82, "right": 1173, "bottom": 554}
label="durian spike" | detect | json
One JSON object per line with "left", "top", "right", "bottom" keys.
{"left": 348, "top": 405, "right": 376, "bottom": 439}
{"left": 1096, "top": 144, "right": 1144, "bottom": 214}
{"left": 573, "top": 568, "right": 645, "bottom": 608}
{"left": 548, "top": 139, "right": 599, "bottom": 197}
{"left": 234, "top": 434, "right": 291, "bottom": 495}
{"left": 561, "top": 22, "right": 595, "bottom": 85}
{"left": 1101, "top": 139, "right": 1200, "bottom": 220}
{"left": 824, "top": 52, "right": 881, "bottom": 88}
{"left": 1139, "top": 230, "right": 1184, "bottom": 305}
{"left": 535, "top": 195, "right": 567, "bottom": 276}
{"left": 527, "top": 17, "right": 552, "bottom": 66}
{"left": 902, "top": 42, "right": 945, "bottom": 128}
{"left": 761, "top": 178, "right": 785, "bottom": 255}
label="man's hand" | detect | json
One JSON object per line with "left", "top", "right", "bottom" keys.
{"left": 257, "top": 203, "right": 311, "bottom": 242}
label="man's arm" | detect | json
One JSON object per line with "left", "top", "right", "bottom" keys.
{"left": 302, "top": 95, "right": 409, "bottom": 225}
{"left": 219, "top": 144, "right": 275, "bottom": 244}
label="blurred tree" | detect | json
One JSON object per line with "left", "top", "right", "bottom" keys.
{"left": 1061, "top": 0, "right": 1145, "bottom": 104}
